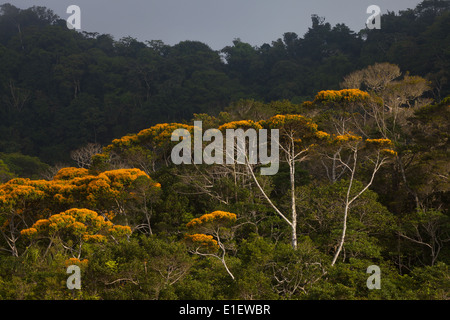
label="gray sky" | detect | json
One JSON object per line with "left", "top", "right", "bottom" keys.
{"left": 7, "top": 0, "right": 423, "bottom": 50}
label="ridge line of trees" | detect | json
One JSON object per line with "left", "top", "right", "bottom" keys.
{"left": 0, "top": 1, "right": 449, "bottom": 165}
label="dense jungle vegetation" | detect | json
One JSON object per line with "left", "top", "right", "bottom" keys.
{"left": 0, "top": 1, "right": 448, "bottom": 300}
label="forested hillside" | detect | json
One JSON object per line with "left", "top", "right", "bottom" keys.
{"left": 0, "top": 1, "right": 449, "bottom": 166}
{"left": 0, "top": 1, "right": 448, "bottom": 300}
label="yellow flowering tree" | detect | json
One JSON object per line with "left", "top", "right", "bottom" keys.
{"left": 313, "top": 89, "right": 370, "bottom": 104}
{"left": 250, "top": 114, "right": 330, "bottom": 250}
{"left": 185, "top": 210, "right": 237, "bottom": 280}
{"left": 102, "top": 169, "right": 162, "bottom": 235}
{"left": 339, "top": 64, "right": 432, "bottom": 211}
{"left": 320, "top": 134, "right": 397, "bottom": 266}
{"left": 21, "top": 208, "right": 131, "bottom": 259}
{"left": 0, "top": 178, "right": 47, "bottom": 257}
{"left": 217, "top": 120, "right": 263, "bottom": 131}
{"left": 303, "top": 88, "right": 374, "bottom": 140}
{"left": 93, "top": 122, "right": 195, "bottom": 173}
{"left": 52, "top": 167, "right": 161, "bottom": 232}
{"left": 172, "top": 118, "right": 269, "bottom": 209}
{"left": 207, "top": 115, "right": 331, "bottom": 250}
{"left": 0, "top": 167, "right": 161, "bottom": 257}
{"left": 52, "top": 167, "right": 90, "bottom": 180}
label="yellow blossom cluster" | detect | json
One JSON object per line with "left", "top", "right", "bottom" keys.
{"left": 1, "top": 167, "right": 159, "bottom": 211}
{"left": 20, "top": 208, "right": 130, "bottom": 244}
{"left": 110, "top": 135, "right": 139, "bottom": 149}
{"left": 103, "top": 123, "right": 194, "bottom": 153}
{"left": 315, "top": 131, "right": 330, "bottom": 139}
{"left": 365, "top": 138, "right": 393, "bottom": 147}
{"left": 333, "top": 133, "right": 362, "bottom": 143}
{"left": 186, "top": 211, "right": 237, "bottom": 228}
{"left": 314, "top": 89, "right": 370, "bottom": 103}
{"left": 82, "top": 234, "right": 107, "bottom": 242}
{"left": 259, "top": 114, "right": 317, "bottom": 130}
{"left": 53, "top": 167, "right": 89, "bottom": 181}
{"left": 64, "top": 257, "right": 89, "bottom": 267}
{"left": 137, "top": 123, "right": 194, "bottom": 146}
{"left": 99, "top": 168, "right": 154, "bottom": 191}
{"left": 108, "top": 225, "right": 132, "bottom": 237}
{"left": 0, "top": 167, "right": 160, "bottom": 245}
{"left": 381, "top": 149, "right": 398, "bottom": 157}
{"left": 184, "top": 233, "right": 219, "bottom": 252}
{"left": 20, "top": 208, "right": 113, "bottom": 238}
{"left": 0, "top": 181, "right": 46, "bottom": 207}
{"left": 92, "top": 114, "right": 332, "bottom": 166}
{"left": 301, "top": 101, "right": 314, "bottom": 108}
{"left": 218, "top": 120, "right": 263, "bottom": 131}
{"left": 20, "top": 227, "right": 37, "bottom": 237}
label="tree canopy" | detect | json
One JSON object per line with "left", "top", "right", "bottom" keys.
{"left": 0, "top": 1, "right": 448, "bottom": 301}
{"left": 0, "top": 1, "right": 449, "bottom": 164}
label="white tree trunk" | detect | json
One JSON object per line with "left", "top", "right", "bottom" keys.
{"left": 331, "top": 150, "right": 384, "bottom": 266}
{"left": 290, "top": 151, "right": 297, "bottom": 250}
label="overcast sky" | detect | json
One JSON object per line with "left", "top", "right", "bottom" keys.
{"left": 7, "top": 0, "right": 423, "bottom": 50}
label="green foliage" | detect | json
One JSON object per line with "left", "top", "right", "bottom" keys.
{"left": 405, "top": 263, "right": 450, "bottom": 299}
{"left": 296, "top": 180, "right": 397, "bottom": 259}
{"left": 0, "top": 152, "right": 49, "bottom": 179}
{"left": 0, "top": 1, "right": 448, "bottom": 301}
{"left": 0, "top": 159, "right": 14, "bottom": 182}
{"left": 0, "top": 2, "right": 449, "bottom": 163}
